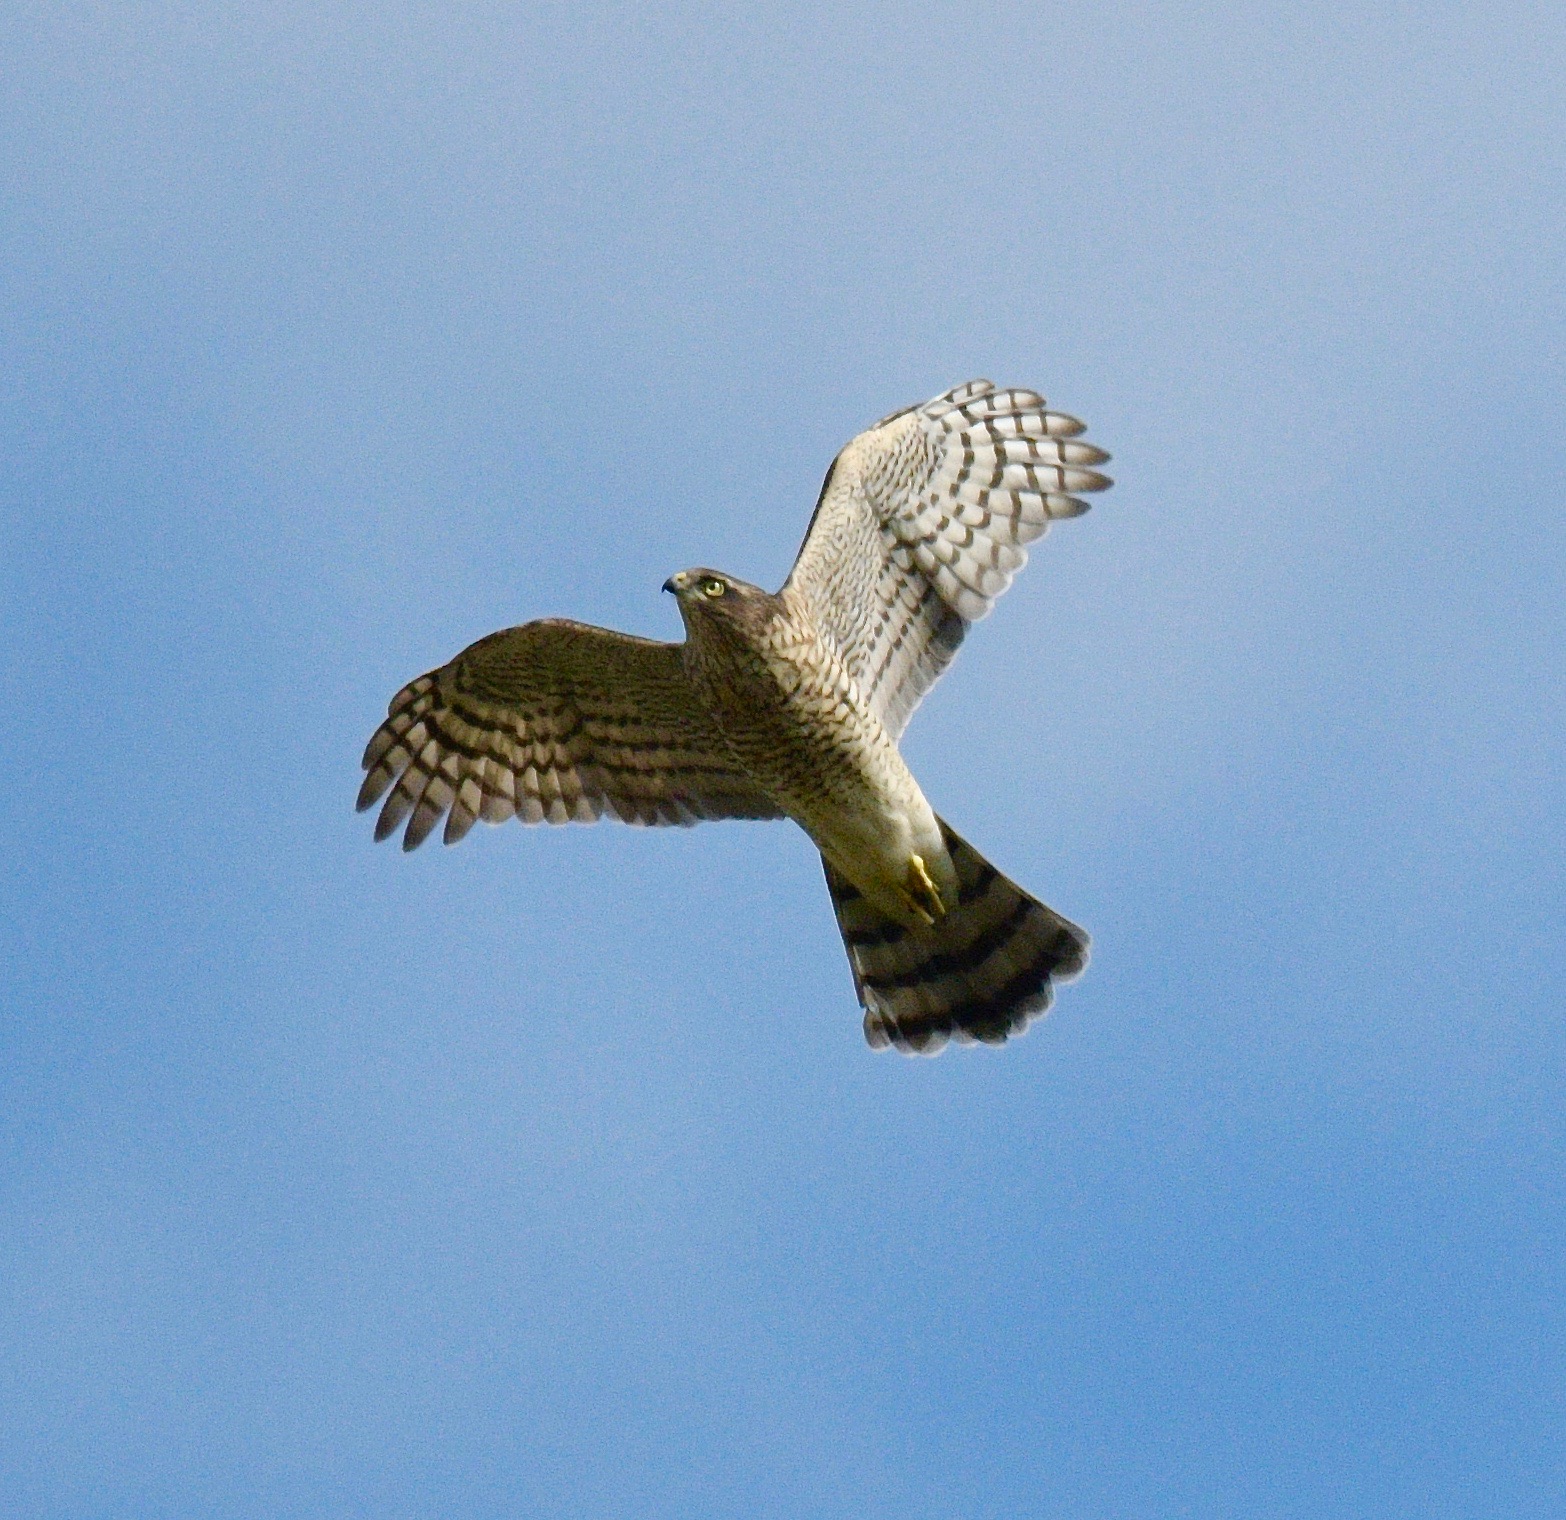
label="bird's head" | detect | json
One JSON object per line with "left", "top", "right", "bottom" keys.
{"left": 662, "top": 568, "right": 773, "bottom": 635}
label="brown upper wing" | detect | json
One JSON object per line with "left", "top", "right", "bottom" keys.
{"left": 783, "top": 381, "right": 1112, "bottom": 738}
{"left": 357, "top": 618, "right": 782, "bottom": 849}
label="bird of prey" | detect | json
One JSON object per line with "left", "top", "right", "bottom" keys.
{"left": 358, "top": 380, "right": 1111, "bottom": 1053}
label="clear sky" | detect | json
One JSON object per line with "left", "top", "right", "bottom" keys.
{"left": 3, "top": 4, "right": 1563, "bottom": 1516}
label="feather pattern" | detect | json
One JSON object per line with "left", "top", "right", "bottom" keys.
{"left": 784, "top": 380, "right": 1110, "bottom": 738}
{"left": 357, "top": 618, "right": 782, "bottom": 849}
{"left": 823, "top": 818, "right": 1089, "bottom": 1053}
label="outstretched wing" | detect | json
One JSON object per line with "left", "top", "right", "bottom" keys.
{"left": 783, "top": 380, "right": 1111, "bottom": 738}
{"left": 357, "top": 618, "right": 782, "bottom": 849}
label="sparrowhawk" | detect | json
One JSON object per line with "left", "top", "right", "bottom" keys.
{"left": 357, "top": 380, "right": 1112, "bottom": 1053}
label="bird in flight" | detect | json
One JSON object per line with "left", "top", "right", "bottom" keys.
{"left": 358, "top": 381, "right": 1111, "bottom": 1053}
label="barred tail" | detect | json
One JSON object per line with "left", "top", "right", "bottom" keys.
{"left": 823, "top": 819, "right": 1088, "bottom": 1055}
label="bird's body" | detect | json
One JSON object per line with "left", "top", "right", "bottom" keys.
{"left": 358, "top": 381, "right": 1112, "bottom": 1052}
{"left": 670, "top": 569, "right": 953, "bottom": 929}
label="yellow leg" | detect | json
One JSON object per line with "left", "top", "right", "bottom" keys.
{"left": 902, "top": 853, "right": 947, "bottom": 925}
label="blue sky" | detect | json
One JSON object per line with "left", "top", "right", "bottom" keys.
{"left": 2, "top": 3, "right": 1563, "bottom": 1515}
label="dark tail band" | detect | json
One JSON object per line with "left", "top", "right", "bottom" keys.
{"left": 823, "top": 819, "right": 1088, "bottom": 1054}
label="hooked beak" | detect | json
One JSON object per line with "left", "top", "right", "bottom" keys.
{"left": 662, "top": 573, "right": 682, "bottom": 595}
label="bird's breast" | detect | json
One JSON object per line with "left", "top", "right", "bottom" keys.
{"left": 686, "top": 620, "right": 921, "bottom": 830}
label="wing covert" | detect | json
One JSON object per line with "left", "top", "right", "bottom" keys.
{"left": 783, "top": 380, "right": 1112, "bottom": 737}
{"left": 357, "top": 619, "right": 782, "bottom": 849}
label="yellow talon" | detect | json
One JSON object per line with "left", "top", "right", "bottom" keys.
{"left": 904, "top": 853, "right": 947, "bottom": 925}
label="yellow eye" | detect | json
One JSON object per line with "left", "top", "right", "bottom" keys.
{"left": 700, "top": 577, "right": 726, "bottom": 598}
